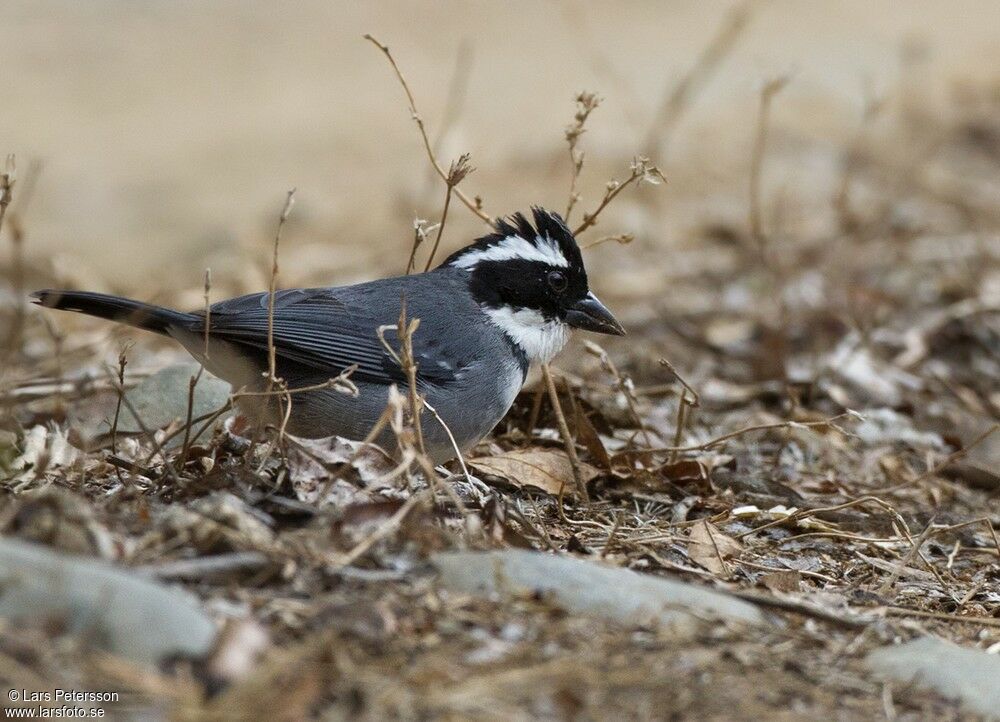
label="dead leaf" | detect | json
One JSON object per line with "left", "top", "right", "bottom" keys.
{"left": 2, "top": 488, "right": 116, "bottom": 559}
{"left": 286, "top": 435, "right": 397, "bottom": 499}
{"left": 469, "top": 449, "right": 599, "bottom": 497}
{"left": 760, "top": 570, "right": 802, "bottom": 593}
{"left": 10, "top": 425, "right": 78, "bottom": 480}
{"left": 204, "top": 617, "right": 271, "bottom": 684}
{"left": 688, "top": 520, "right": 742, "bottom": 576}
{"left": 574, "top": 405, "right": 612, "bottom": 470}
{"left": 659, "top": 459, "right": 707, "bottom": 483}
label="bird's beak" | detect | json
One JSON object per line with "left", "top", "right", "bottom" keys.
{"left": 565, "top": 292, "right": 625, "bottom": 336}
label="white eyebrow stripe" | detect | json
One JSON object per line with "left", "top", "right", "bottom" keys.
{"left": 450, "top": 234, "right": 569, "bottom": 269}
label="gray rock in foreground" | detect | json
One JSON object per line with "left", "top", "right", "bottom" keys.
{"left": 0, "top": 537, "right": 217, "bottom": 666}
{"left": 867, "top": 637, "right": 1000, "bottom": 719}
{"left": 433, "top": 549, "right": 768, "bottom": 631}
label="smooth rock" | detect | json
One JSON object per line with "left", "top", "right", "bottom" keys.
{"left": 867, "top": 637, "right": 1000, "bottom": 719}
{"left": 0, "top": 537, "right": 217, "bottom": 666}
{"left": 119, "top": 363, "right": 231, "bottom": 445}
{"left": 432, "top": 549, "right": 768, "bottom": 631}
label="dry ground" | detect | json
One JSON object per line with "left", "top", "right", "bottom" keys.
{"left": 2, "top": 2, "right": 1000, "bottom": 720}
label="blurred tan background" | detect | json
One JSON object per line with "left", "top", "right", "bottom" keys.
{"left": 3, "top": 0, "right": 1000, "bottom": 296}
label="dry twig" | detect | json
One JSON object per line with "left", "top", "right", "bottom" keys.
{"left": 620, "top": 412, "right": 857, "bottom": 456}
{"left": 882, "top": 423, "right": 999, "bottom": 493}
{"left": 423, "top": 154, "right": 474, "bottom": 272}
{"left": 378, "top": 301, "right": 426, "bottom": 456}
{"left": 179, "top": 269, "right": 212, "bottom": 466}
{"left": 266, "top": 189, "right": 296, "bottom": 387}
{"left": 572, "top": 157, "right": 665, "bottom": 236}
{"left": 584, "top": 340, "right": 652, "bottom": 446}
{"left": 541, "top": 363, "right": 589, "bottom": 503}
{"left": 364, "top": 34, "right": 490, "bottom": 224}
{"left": 581, "top": 233, "right": 634, "bottom": 250}
{"left": 328, "top": 492, "right": 429, "bottom": 570}
{"left": 748, "top": 76, "right": 790, "bottom": 260}
{"left": 564, "top": 92, "right": 601, "bottom": 223}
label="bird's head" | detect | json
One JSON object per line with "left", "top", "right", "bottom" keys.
{"left": 441, "top": 207, "right": 624, "bottom": 363}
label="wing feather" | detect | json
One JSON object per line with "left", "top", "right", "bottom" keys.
{"left": 197, "top": 285, "right": 457, "bottom": 386}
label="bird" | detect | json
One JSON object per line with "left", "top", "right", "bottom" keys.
{"left": 32, "top": 207, "right": 624, "bottom": 462}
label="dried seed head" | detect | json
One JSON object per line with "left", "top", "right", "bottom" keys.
{"left": 447, "top": 153, "right": 475, "bottom": 187}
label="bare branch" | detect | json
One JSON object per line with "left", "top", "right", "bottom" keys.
{"left": 0, "top": 154, "right": 15, "bottom": 237}
{"left": 424, "top": 154, "right": 474, "bottom": 272}
{"left": 564, "top": 92, "right": 601, "bottom": 222}
{"left": 581, "top": 233, "right": 634, "bottom": 250}
{"left": 266, "top": 189, "right": 296, "bottom": 386}
{"left": 541, "top": 363, "right": 589, "bottom": 503}
{"left": 364, "top": 34, "right": 491, "bottom": 224}
{"left": 748, "top": 76, "right": 790, "bottom": 260}
{"left": 573, "top": 156, "right": 665, "bottom": 236}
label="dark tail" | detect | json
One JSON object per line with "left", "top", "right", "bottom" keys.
{"left": 31, "top": 290, "right": 197, "bottom": 336}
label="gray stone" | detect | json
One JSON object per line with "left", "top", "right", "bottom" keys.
{"left": 432, "top": 549, "right": 768, "bottom": 631}
{"left": 0, "top": 538, "right": 217, "bottom": 666}
{"left": 119, "top": 363, "right": 232, "bottom": 445}
{"left": 867, "top": 637, "right": 1000, "bottom": 719}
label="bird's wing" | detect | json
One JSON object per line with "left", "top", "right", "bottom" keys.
{"left": 199, "top": 286, "right": 457, "bottom": 387}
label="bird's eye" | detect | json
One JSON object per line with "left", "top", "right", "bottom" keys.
{"left": 547, "top": 270, "right": 568, "bottom": 293}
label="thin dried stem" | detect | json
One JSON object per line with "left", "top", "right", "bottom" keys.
{"left": 748, "top": 76, "right": 790, "bottom": 260}
{"left": 202, "top": 268, "right": 212, "bottom": 360}
{"left": 109, "top": 346, "right": 130, "bottom": 485}
{"left": 564, "top": 92, "right": 601, "bottom": 223}
{"left": 620, "top": 412, "right": 857, "bottom": 456}
{"left": 600, "top": 510, "right": 623, "bottom": 559}
{"left": 399, "top": 301, "right": 425, "bottom": 456}
{"left": 364, "top": 34, "right": 491, "bottom": 224}
{"left": 104, "top": 366, "right": 181, "bottom": 485}
{"left": 583, "top": 340, "right": 652, "bottom": 446}
{"left": 237, "top": 368, "right": 358, "bottom": 398}
{"left": 0, "top": 155, "right": 22, "bottom": 357}
{"left": 525, "top": 385, "right": 545, "bottom": 436}
{"left": 377, "top": 303, "right": 426, "bottom": 456}
{"left": 878, "top": 517, "right": 934, "bottom": 595}
{"left": 153, "top": 369, "right": 358, "bottom": 462}
{"left": 669, "top": 389, "right": 689, "bottom": 466}
{"left": 422, "top": 398, "right": 476, "bottom": 489}
{"left": 0, "top": 155, "right": 14, "bottom": 236}
{"left": 657, "top": 357, "right": 701, "bottom": 407}
{"left": 179, "top": 371, "right": 203, "bottom": 468}
{"left": 266, "top": 189, "right": 296, "bottom": 387}
{"left": 882, "top": 423, "right": 999, "bottom": 492}
{"left": 735, "top": 495, "right": 908, "bottom": 540}
{"left": 407, "top": 217, "right": 437, "bottom": 275}
{"left": 180, "top": 269, "right": 212, "bottom": 467}
{"left": 38, "top": 315, "right": 66, "bottom": 417}
{"left": 572, "top": 157, "right": 664, "bottom": 236}
{"left": 424, "top": 154, "right": 474, "bottom": 272}
{"left": 541, "top": 363, "right": 589, "bottom": 503}
{"left": 328, "top": 492, "right": 428, "bottom": 570}
{"left": 581, "top": 233, "right": 634, "bottom": 251}
{"left": 931, "top": 517, "right": 1000, "bottom": 560}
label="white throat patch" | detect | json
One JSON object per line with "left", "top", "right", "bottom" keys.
{"left": 484, "top": 306, "right": 570, "bottom": 364}
{"left": 450, "top": 234, "right": 569, "bottom": 270}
